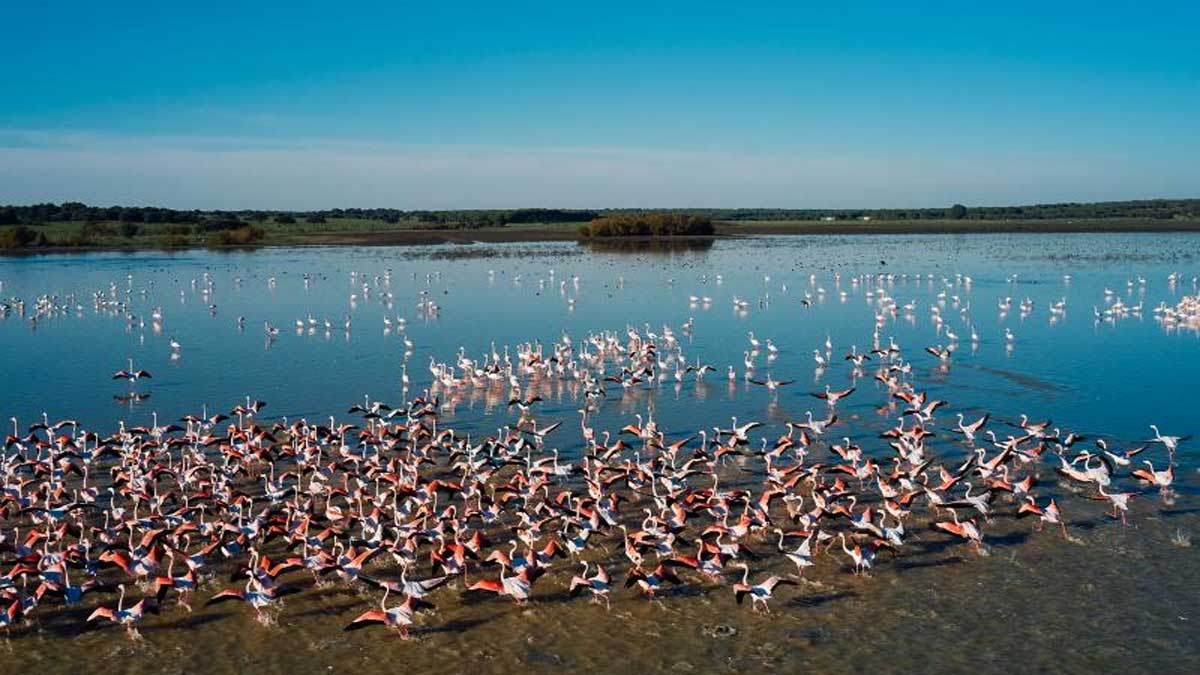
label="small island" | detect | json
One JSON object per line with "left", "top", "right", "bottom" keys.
{"left": 576, "top": 212, "right": 714, "bottom": 237}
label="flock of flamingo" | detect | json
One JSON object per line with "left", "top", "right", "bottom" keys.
{"left": 0, "top": 286, "right": 1191, "bottom": 641}
{"left": 0, "top": 262, "right": 1193, "bottom": 650}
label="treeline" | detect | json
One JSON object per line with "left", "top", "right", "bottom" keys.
{"left": 0, "top": 220, "right": 265, "bottom": 250}
{"left": 696, "top": 199, "right": 1200, "bottom": 221}
{"left": 274, "top": 208, "right": 598, "bottom": 227}
{"left": 2, "top": 199, "right": 1198, "bottom": 234}
{"left": 407, "top": 208, "right": 598, "bottom": 227}
{"left": 0, "top": 202, "right": 205, "bottom": 225}
{"left": 578, "top": 213, "right": 714, "bottom": 237}
{"left": 0, "top": 204, "right": 598, "bottom": 228}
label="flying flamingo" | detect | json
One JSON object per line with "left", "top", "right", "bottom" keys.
{"left": 732, "top": 563, "right": 796, "bottom": 613}
{"left": 468, "top": 567, "right": 539, "bottom": 604}
{"left": 1130, "top": 460, "right": 1174, "bottom": 493}
{"left": 86, "top": 584, "right": 150, "bottom": 638}
{"left": 343, "top": 587, "right": 434, "bottom": 639}
{"left": 568, "top": 561, "right": 612, "bottom": 608}
{"left": 1019, "top": 497, "right": 1068, "bottom": 538}
{"left": 111, "top": 359, "right": 151, "bottom": 383}
{"left": 774, "top": 529, "right": 815, "bottom": 577}
{"left": 837, "top": 533, "right": 875, "bottom": 575}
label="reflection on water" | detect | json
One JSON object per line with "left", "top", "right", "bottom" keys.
{"left": 0, "top": 233, "right": 1197, "bottom": 673}
{"left": 580, "top": 237, "right": 716, "bottom": 255}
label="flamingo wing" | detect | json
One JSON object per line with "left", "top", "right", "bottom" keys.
{"left": 568, "top": 576, "right": 589, "bottom": 595}
{"left": 205, "top": 588, "right": 246, "bottom": 605}
{"left": 467, "top": 578, "right": 504, "bottom": 594}
{"left": 417, "top": 574, "right": 453, "bottom": 592}
{"left": 1129, "top": 469, "right": 1156, "bottom": 483}
{"left": 343, "top": 609, "right": 389, "bottom": 631}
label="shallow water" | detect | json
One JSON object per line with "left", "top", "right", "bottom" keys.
{"left": 1, "top": 233, "right": 1197, "bottom": 673}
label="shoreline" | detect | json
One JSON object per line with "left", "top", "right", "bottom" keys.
{"left": 269, "top": 217, "right": 1200, "bottom": 246}
{"left": 4, "top": 218, "right": 1200, "bottom": 254}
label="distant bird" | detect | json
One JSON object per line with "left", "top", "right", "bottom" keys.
{"left": 1147, "top": 425, "right": 1189, "bottom": 457}
{"left": 812, "top": 385, "right": 855, "bottom": 407}
{"left": 749, "top": 374, "right": 795, "bottom": 391}
{"left": 112, "top": 359, "right": 151, "bottom": 383}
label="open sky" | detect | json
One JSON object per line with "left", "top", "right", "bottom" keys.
{"left": 1, "top": 1, "right": 1197, "bottom": 209}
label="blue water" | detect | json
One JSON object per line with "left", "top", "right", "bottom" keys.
{"left": 1, "top": 234, "right": 1196, "bottom": 472}
{"left": 2, "top": 233, "right": 1198, "bottom": 673}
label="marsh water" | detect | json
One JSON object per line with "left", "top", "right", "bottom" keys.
{"left": 1, "top": 233, "right": 1197, "bottom": 673}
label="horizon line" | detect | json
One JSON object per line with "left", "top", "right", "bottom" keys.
{"left": 4, "top": 197, "right": 1199, "bottom": 213}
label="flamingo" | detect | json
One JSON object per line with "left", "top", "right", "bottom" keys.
{"left": 111, "top": 359, "right": 151, "bottom": 383}
{"left": 468, "top": 567, "right": 537, "bottom": 604}
{"left": 624, "top": 564, "right": 682, "bottom": 599}
{"left": 934, "top": 509, "right": 985, "bottom": 550}
{"left": 1097, "top": 485, "right": 1134, "bottom": 525}
{"left": 206, "top": 578, "right": 293, "bottom": 623}
{"left": 732, "top": 563, "right": 796, "bottom": 613}
{"left": 837, "top": 533, "right": 875, "bottom": 575}
{"left": 343, "top": 587, "right": 433, "bottom": 638}
{"left": 955, "top": 413, "right": 989, "bottom": 443}
{"left": 749, "top": 374, "right": 795, "bottom": 391}
{"left": 774, "top": 529, "right": 815, "bottom": 577}
{"left": 1147, "top": 425, "right": 1189, "bottom": 457}
{"left": 86, "top": 584, "right": 150, "bottom": 637}
{"left": 568, "top": 561, "right": 612, "bottom": 608}
{"left": 1130, "top": 460, "right": 1174, "bottom": 493}
{"left": 812, "top": 385, "right": 855, "bottom": 407}
{"left": 1019, "top": 497, "right": 1067, "bottom": 538}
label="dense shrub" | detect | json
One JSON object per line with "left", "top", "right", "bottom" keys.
{"left": 578, "top": 213, "right": 714, "bottom": 237}
{"left": 507, "top": 208, "right": 597, "bottom": 224}
{"left": 199, "top": 218, "right": 248, "bottom": 232}
{"left": 274, "top": 214, "right": 296, "bottom": 224}
{"left": 209, "top": 225, "right": 265, "bottom": 246}
{"left": 0, "top": 225, "right": 37, "bottom": 249}
{"left": 164, "top": 224, "right": 193, "bottom": 235}
{"left": 82, "top": 221, "right": 117, "bottom": 237}
{"left": 119, "top": 221, "right": 142, "bottom": 237}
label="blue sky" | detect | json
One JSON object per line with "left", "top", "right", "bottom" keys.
{"left": 1, "top": 1, "right": 1197, "bottom": 209}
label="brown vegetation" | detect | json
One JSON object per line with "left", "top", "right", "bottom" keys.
{"left": 578, "top": 212, "right": 714, "bottom": 237}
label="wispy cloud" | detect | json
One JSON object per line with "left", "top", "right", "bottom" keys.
{"left": 0, "top": 129, "right": 1192, "bottom": 209}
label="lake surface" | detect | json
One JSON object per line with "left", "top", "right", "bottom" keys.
{"left": 1, "top": 233, "right": 1197, "bottom": 673}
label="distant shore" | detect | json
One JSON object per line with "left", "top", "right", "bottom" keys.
{"left": 260, "top": 217, "right": 1200, "bottom": 247}
{"left": 4, "top": 217, "right": 1200, "bottom": 254}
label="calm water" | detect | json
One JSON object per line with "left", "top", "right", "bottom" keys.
{"left": 1, "top": 234, "right": 1197, "bottom": 673}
